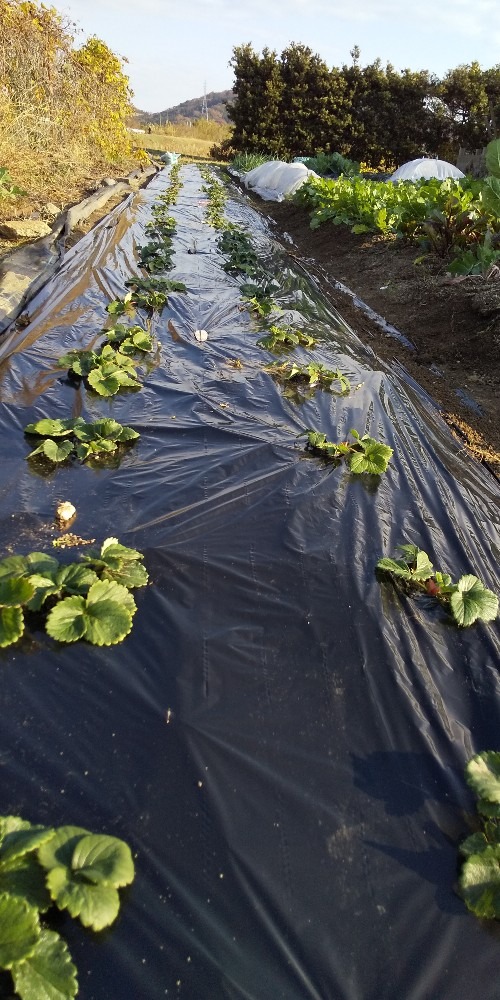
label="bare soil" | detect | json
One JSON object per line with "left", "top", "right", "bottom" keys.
{"left": 256, "top": 199, "right": 500, "bottom": 479}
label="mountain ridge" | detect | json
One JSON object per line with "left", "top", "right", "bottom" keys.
{"left": 132, "top": 89, "right": 233, "bottom": 126}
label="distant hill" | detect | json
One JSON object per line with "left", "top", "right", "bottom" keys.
{"left": 132, "top": 90, "right": 233, "bottom": 126}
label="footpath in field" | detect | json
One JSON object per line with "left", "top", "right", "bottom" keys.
{"left": 0, "top": 164, "right": 499, "bottom": 1000}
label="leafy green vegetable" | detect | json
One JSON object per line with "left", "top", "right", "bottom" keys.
{"left": 42, "top": 830, "right": 134, "bottom": 931}
{"left": 293, "top": 173, "right": 487, "bottom": 247}
{"left": 25, "top": 418, "right": 139, "bottom": 466}
{"left": 82, "top": 538, "right": 149, "bottom": 589}
{"left": 0, "top": 607, "right": 25, "bottom": 647}
{"left": 466, "top": 752, "right": 500, "bottom": 805}
{"left": 346, "top": 432, "right": 394, "bottom": 475}
{"left": 199, "top": 166, "right": 234, "bottom": 230}
{"left": 12, "top": 929, "right": 78, "bottom": 1000}
{"left": 45, "top": 581, "right": 135, "bottom": 646}
{"left": 376, "top": 546, "right": 498, "bottom": 627}
{"left": 24, "top": 419, "right": 75, "bottom": 439}
{"left": 450, "top": 575, "right": 499, "bottom": 627}
{"left": 265, "top": 360, "right": 352, "bottom": 393}
{"left": 304, "top": 428, "right": 393, "bottom": 474}
{"left": 105, "top": 292, "right": 136, "bottom": 318}
{"left": 460, "top": 848, "right": 500, "bottom": 919}
{"left": 0, "top": 894, "right": 39, "bottom": 968}
{"left": 217, "top": 229, "right": 259, "bottom": 277}
{"left": 0, "top": 538, "right": 148, "bottom": 648}
{"left": 257, "top": 325, "right": 316, "bottom": 353}
{"left": 27, "top": 440, "right": 74, "bottom": 463}
{"left": 57, "top": 339, "right": 151, "bottom": 398}
{"left": 0, "top": 813, "right": 133, "bottom": 998}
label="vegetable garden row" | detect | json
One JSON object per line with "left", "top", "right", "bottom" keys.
{"left": 0, "top": 162, "right": 498, "bottom": 999}
{"left": 292, "top": 138, "right": 500, "bottom": 275}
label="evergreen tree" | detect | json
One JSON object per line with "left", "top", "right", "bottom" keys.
{"left": 227, "top": 44, "right": 284, "bottom": 155}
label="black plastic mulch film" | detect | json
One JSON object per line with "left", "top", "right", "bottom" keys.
{"left": 0, "top": 165, "right": 499, "bottom": 1000}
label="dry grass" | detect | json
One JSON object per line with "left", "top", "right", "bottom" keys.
{"left": 130, "top": 132, "right": 214, "bottom": 159}
{"left": 0, "top": 0, "right": 138, "bottom": 224}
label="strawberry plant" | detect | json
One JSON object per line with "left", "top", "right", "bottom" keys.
{"left": 156, "top": 160, "right": 182, "bottom": 207}
{"left": 145, "top": 215, "right": 176, "bottom": 240}
{"left": 137, "top": 240, "right": 175, "bottom": 274}
{"left": 217, "top": 229, "right": 259, "bottom": 277}
{"left": 0, "top": 538, "right": 148, "bottom": 648}
{"left": 24, "top": 417, "right": 139, "bottom": 465}
{"left": 376, "top": 544, "right": 498, "bottom": 627}
{"left": 304, "top": 428, "right": 393, "bottom": 474}
{"left": 58, "top": 345, "right": 144, "bottom": 397}
{"left": 265, "top": 360, "right": 352, "bottom": 393}
{"left": 104, "top": 324, "right": 154, "bottom": 353}
{"left": 459, "top": 752, "right": 500, "bottom": 919}
{"left": 124, "top": 276, "right": 186, "bottom": 312}
{"left": 240, "top": 282, "right": 278, "bottom": 318}
{"left": 257, "top": 325, "right": 316, "bottom": 353}
{"left": 0, "top": 813, "right": 134, "bottom": 1000}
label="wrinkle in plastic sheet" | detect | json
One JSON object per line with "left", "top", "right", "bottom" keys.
{"left": 0, "top": 166, "right": 499, "bottom": 1000}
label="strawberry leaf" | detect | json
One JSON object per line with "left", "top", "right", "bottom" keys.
{"left": 450, "top": 575, "right": 498, "bottom": 627}
{"left": 12, "top": 928, "right": 78, "bottom": 1000}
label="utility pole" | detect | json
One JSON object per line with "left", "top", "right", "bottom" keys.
{"left": 201, "top": 82, "right": 209, "bottom": 121}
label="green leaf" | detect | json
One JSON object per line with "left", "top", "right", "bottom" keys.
{"left": 450, "top": 575, "right": 498, "bottom": 627}
{"left": 0, "top": 578, "right": 34, "bottom": 607}
{"left": 0, "top": 606, "right": 25, "bottom": 647}
{"left": 411, "top": 550, "right": 434, "bottom": 582}
{"left": 38, "top": 828, "right": 88, "bottom": 873}
{"left": 0, "top": 892, "right": 40, "bottom": 969}
{"left": 25, "top": 575, "right": 61, "bottom": 612}
{"left": 70, "top": 834, "right": 134, "bottom": 888}
{"left": 486, "top": 139, "right": 500, "bottom": 179}
{"left": 26, "top": 554, "right": 60, "bottom": 576}
{"left": 85, "top": 580, "right": 137, "bottom": 622}
{"left": 24, "top": 420, "right": 75, "bottom": 439}
{"left": 130, "top": 331, "right": 153, "bottom": 352}
{"left": 101, "top": 562, "right": 149, "bottom": 589}
{"left": 56, "top": 565, "right": 99, "bottom": 596}
{"left": 101, "top": 538, "right": 142, "bottom": 561}
{"left": 87, "top": 367, "right": 140, "bottom": 396}
{"left": 45, "top": 583, "right": 134, "bottom": 646}
{"left": 376, "top": 557, "right": 412, "bottom": 580}
{"left": 44, "top": 596, "right": 87, "bottom": 644}
{"left": 460, "top": 846, "right": 500, "bottom": 918}
{"left": 348, "top": 436, "right": 393, "bottom": 474}
{"left": 29, "top": 440, "right": 74, "bottom": 464}
{"left": 434, "top": 571, "right": 453, "bottom": 591}
{"left": 481, "top": 176, "right": 500, "bottom": 218}
{"left": 460, "top": 832, "right": 489, "bottom": 857}
{"left": 477, "top": 799, "right": 500, "bottom": 818}
{"left": 75, "top": 439, "right": 117, "bottom": 461}
{"left": 115, "top": 425, "right": 140, "bottom": 443}
{"left": 57, "top": 351, "right": 97, "bottom": 377}
{"left": 86, "top": 370, "right": 122, "bottom": 397}
{"left": 0, "top": 826, "right": 54, "bottom": 866}
{"left": 397, "top": 544, "right": 420, "bottom": 563}
{"left": 12, "top": 928, "right": 78, "bottom": 1000}
{"left": 0, "top": 556, "right": 29, "bottom": 580}
{"left": 46, "top": 867, "right": 120, "bottom": 931}
{"left": 466, "top": 752, "right": 500, "bottom": 804}
{"left": 0, "top": 857, "right": 51, "bottom": 912}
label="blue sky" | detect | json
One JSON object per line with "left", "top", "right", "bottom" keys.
{"left": 58, "top": 0, "right": 499, "bottom": 112}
